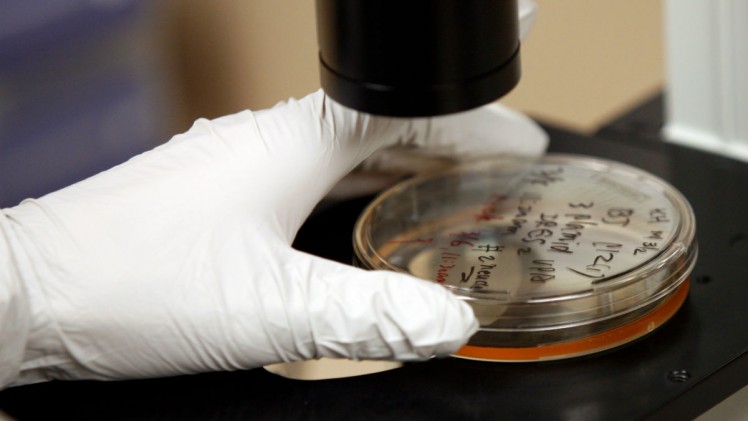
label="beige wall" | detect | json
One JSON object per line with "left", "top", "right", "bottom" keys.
{"left": 165, "top": 0, "right": 664, "bottom": 133}
{"left": 165, "top": 0, "right": 319, "bottom": 128}
{"left": 501, "top": 0, "right": 664, "bottom": 132}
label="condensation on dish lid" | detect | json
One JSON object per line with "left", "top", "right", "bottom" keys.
{"left": 354, "top": 153, "right": 698, "bottom": 362}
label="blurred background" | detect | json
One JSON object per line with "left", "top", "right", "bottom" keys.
{"left": 5, "top": 2, "right": 748, "bottom": 419}
{"left": 0, "top": 0, "right": 663, "bottom": 207}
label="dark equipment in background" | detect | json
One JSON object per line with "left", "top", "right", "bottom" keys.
{"left": 315, "top": 0, "right": 521, "bottom": 117}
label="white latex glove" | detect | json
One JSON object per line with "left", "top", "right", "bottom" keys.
{"left": 0, "top": 90, "right": 546, "bottom": 389}
{"left": 328, "top": 102, "right": 547, "bottom": 199}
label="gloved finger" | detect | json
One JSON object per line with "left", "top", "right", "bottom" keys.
{"left": 329, "top": 103, "right": 548, "bottom": 198}
{"left": 266, "top": 249, "right": 479, "bottom": 363}
{"left": 362, "top": 102, "right": 548, "bottom": 174}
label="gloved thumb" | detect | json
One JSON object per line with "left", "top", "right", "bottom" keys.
{"left": 274, "top": 250, "right": 478, "bottom": 362}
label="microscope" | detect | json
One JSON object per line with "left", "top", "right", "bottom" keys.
{"left": 315, "top": 0, "right": 521, "bottom": 117}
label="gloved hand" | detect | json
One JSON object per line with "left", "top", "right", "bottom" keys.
{"left": 0, "top": 90, "right": 546, "bottom": 388}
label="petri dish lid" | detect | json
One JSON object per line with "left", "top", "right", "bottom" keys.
{"left": 354, "top": 154, "right": 697, "bottom": 334}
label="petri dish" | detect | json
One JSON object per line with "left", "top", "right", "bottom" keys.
{"left": 354, "top": 154, "right": 697, "bottom": 362}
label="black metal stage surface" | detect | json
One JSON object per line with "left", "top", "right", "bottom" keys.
{"left": 2, "top": 108, "right": 748, "bottom": 420}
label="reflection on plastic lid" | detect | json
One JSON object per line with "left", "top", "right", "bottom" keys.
{"left": 354, "top": 154, "right": 697, "bottom": 361}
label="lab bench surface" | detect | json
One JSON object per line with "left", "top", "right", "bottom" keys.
{"left": 2, "top": 120, "right": 748, "bottom": 421}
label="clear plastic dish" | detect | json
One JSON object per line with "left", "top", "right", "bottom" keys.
{"left": 354, "top": 154, "right": 697, "bottom": 361}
